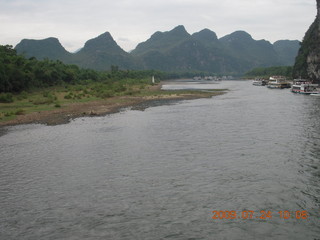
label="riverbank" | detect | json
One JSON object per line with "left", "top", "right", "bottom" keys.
{"left": 0, "top": 82, "right": 226, "bottom": 126}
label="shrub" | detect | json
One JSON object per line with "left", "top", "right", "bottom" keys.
{"left": 15, "top": 109, "right": 25, "bottom": 115}
{"left": 73, "top": 94, "right": 82, "bottom": 100}
{"left": 0, "top": 93, "right": 14, "bottom": 103}
{"left": 4, "top": 111, "right": 13, "bottom": 117}
{"left": 113, "top": 84, "right": 126, "bottom": 93}
{"left": 64, "top": 92, "right": 73, "bottom": 99}
{"left": 126, "top": 90, "right": 140, "bottom": 96}
{"left": 43, "top": 91, "right": 50, "bottom": 97}
{"left": 74, "top": 86, "right": 84, "bottom": 91}
{"left": 98, "top": 91, "right": 114, "bottom": 98}
{"left": 17, "top": 91, "right": 28, "bottom": 100}
{"left": 32, "top": 97, "right": 54, "bottom": 105}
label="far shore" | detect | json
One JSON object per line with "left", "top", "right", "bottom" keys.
{"left": 0, "top": 82, "right": 226, "bottom": 127}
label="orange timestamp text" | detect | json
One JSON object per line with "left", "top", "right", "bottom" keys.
{"left": 212, "top": 210, "right": 309, "bottom": 220}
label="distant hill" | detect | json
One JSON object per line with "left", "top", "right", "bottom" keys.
{"left": 15, "top": 37, "right": 72, "bottom": 61}
{"left": 192, "top": 28, "right": 219, "bottom": 44}
{"left": 71, "top": 32, "right": 138, "bottom": 70}
{"left": 131, "top": 26, "right": 232, "bottom": 72}
{"left": 132, "top": 25, "right": 191, "bottom": 56}
{"left": 15, "top": 26, "right": 300, "bottom": 74}
{"left": 219, "top": 31, "right": 281, "bottom": 72}
{"left": 15, "top": 33, "right": 138, "bottom": 71}
{"left": 273, "top": 40, "right": 300, "bottom": 66}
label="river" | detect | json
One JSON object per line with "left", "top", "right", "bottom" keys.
{"left": 0, "top": 80, "right": 319, "bottom": 239}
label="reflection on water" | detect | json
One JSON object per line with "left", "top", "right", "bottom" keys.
{"left": 0, "top": 80, "right": 320, "bottom": 239}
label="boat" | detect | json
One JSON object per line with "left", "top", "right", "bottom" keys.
{"left": 252, "top": 79, "right": 267, "bottom": 86}
{"left": 193, "top": 76, "right": 221, "bottom": 81}
{"left": 267, "top": 76, "right": 291, "bottom": 89}
{"left": 310, "top": 93, "right": 320, "bottom": 96}
{"left": 193, "top": 76, "right": 202, "bottom": 81}
{"left": 291, "top": 79, "right": 319, "bottom": 94}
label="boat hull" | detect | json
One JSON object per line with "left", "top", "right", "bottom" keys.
{"left": 291, "top": 82, "right": 319, "bottom": 94}
{"left": 267, "top": 84, "right": 291, "bottom": 89}
{"left": 253, "top": 81, "right": 266, "bottom": 86}
{"left": 291, "top": 89, "right": 319, "bottom": 94}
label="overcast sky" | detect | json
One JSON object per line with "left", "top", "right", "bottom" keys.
{"left": 0, "top": 0, "right": 317, "bottom": 52}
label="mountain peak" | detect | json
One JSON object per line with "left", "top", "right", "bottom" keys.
{"left": 80, "top": 32, "right": 125, "bottom": 53}
{"left": 96, "top": 32, "right": 113, "bottom": 40}
{"left": 132, "top": 25, "right": 190, "bottom": 55}
{"left": 17, "top": 37, "right": 62, "bottom": 47}
{"left": 15, "top": 37, "right": 70, "bottom": 60}
{"left": 192, "top": 29, "right": 218, "bottom": 42}
{"left": 221, "top": 31, "right": 253, "bottom": 42}
{"left": 170, "top": 25, "right": 189, "bottom": 36}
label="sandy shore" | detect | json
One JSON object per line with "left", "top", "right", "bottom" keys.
{"left": 0, "top": 83, "right": 225, "bottom": 127}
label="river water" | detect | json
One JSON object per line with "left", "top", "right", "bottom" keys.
{"left": 0, "top": 80, "right": 320, "bottom": 240}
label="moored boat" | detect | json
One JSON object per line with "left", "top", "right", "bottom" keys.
{"left": 291, "top": 79, "right": 319, "bottom": 94}
{"left": 252, "top": 78, "right": 267, "bottom": 86}
{"left": 267, "top": 76, "right": 291, "bottom": 89}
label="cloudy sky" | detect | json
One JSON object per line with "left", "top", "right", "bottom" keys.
{"left": 0, "top": 0, "right": 316, "bottom": 52}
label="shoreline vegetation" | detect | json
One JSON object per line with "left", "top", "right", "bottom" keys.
{"left": 0, "top": 81, "right": 226, "bottom": 127}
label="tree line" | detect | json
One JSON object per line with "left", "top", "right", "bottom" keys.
{"left": 0, "top": 45, "right": 97, "bottom": 92}
{"left": 0, "top": 45, "right": 170, "bottom": 93}
{"left": 244, "top": 66, "right": 293, "bottom": 79}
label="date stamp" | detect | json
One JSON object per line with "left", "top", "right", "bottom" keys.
{"left": 212, "top": 210, "right": 309, "bottom": 220}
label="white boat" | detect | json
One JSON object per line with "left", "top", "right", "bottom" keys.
{"left": 252, "top": 79, "right": 267, "bottom": 86}
{"left": 193, "top": 76, "right": 202, "bottom": 81}
{"left": 267, "top": 76, "right": 291, "bottom": 89}
{"left": 291, "top": 79, "right": 319, "bottom": 94}
{"left": 310, "top": 93, "right": 320, "bottom": 96}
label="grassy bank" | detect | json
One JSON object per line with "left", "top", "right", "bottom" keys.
{"left": 0, "top": 79, "right": 226, "bottom": 125}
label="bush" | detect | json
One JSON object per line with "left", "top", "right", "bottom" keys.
{"left": 74, "top": 85, "right": 84, "bottom": 91}
{"left": 73, "top": 94, "right": 82, "bottom": 100}
{"left": 43, "top": 91, "right": 57, "bottom": 100}
{"left": 98, "top": 90, "right": 114, "bottom": 98}
{"left": 32, "top": 97, "right": 54, "bottom": 105}
{"left": 112, "top": 84, "right": 126, "bottom": 93}
{"left": 43, "top": 91, "right": 50, "bottom": 97}
{"left": 17, "top": 91, "right": 28, "bottom": 100}
{"left": 4, "top": 111, "right": 13, "bottom": 117}
{"left": 64, "top": 92, "right": 73, "bottom": 99}
{"left": 15, "top": 109, "right": 25, "bottom": 115}
{"left": 126, "top": 90, "right": 140, "bottom": 96}
{"left": 0, "top": 93, "right": 14, "bottom": 103}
